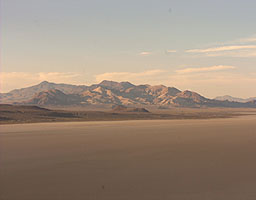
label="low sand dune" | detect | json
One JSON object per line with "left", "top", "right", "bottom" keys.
{"left": 1, "top": 116, "right": 256, "bottom": 200}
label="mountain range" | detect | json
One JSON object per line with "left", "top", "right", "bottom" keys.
{"left": 0, "top": 80, "right": 255, "bottom": 108}
{"left": 215, "top": 95, "right": 256, "bottom": 103}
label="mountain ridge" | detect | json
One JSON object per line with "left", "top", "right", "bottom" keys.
{"left": 215, "top": 95, "right": 256, "bottom": 103}
{"left": 1, "top": 80, "right": 255, "bottom": 108}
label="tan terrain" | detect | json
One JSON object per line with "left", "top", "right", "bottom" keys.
{"left": 1, "top": 114, "right": 256, "bottom": 200}
{"left": 1, "top": 104, "right": 255, "bottom": 124}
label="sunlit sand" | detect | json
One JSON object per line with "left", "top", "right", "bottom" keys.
{"left": 1, "top": 115, "right": 256, "bottom": 200}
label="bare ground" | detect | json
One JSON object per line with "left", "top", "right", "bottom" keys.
{"left": 1, "top": 115, "right": 256, "bottom": 200}
{"left": 1, "top": 104, "right": 256, "bottom": 124}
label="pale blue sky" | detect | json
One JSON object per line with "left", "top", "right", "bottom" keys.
{"left": 1, "top": 0, "right": 256, "bottom": 97}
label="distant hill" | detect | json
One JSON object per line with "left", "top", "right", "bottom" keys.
{"left": 0, "top": 81, "right": 87, "bottom": 103}
{"left": 0, "top": 104, "right": 242, "bottom": 124}
{"left": 1, "top": 80, "right": 256, "bottom": 108}
{"left": 215, "top": 95, "right": 256, "bottom": 103}
{"left": 0, "top": 104, "right": 77, "bottom": 123}
{"left": 112, "top": 105, "right": 149, "bottom": 113}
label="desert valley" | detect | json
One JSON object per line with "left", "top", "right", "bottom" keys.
{"left": 1, "top": 81, "right": 256, "bottom": 200}
{"left": 1, "top": 115, "right": 256, "bottom": 200}
{"left": 1, "top": 1, "right": 256, "bottom": 199}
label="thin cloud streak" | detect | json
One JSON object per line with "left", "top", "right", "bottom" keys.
{"left": 236, "top": 35, "right": 256, "bottom": 43}
{"left": 176, "top": 65, "right": 236, "bottom": 74}
{"left": 186, "top": 45, "right": 256, "bottom": 53}
{"left": 205, "top": 51, "right": 256, "bottom": 58}
{"left": 95, "top": 69, "right": 166, "bottom": 83}
{"left": 166, "top": 50, "right": 177, "bottom": 53}
{"left": 139, "top": 51, "right": 152, "bottom": 55}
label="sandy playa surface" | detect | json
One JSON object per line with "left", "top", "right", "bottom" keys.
{"left": 1, "top": 116, "right": 256, "bottom": 200}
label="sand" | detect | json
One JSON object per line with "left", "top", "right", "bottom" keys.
{"left": 1, "top": 116, "right": 256, "bottom": 200}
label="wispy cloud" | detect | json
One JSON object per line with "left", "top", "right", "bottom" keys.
{"left": 205, "top": 51, "right": 256, "bottom": 58}
{"left": 235, "top": 35, "right": 256, "bottom": 43}
{"left": 186, "top": 45, "right": 256, "bottom": 53}
{"left": 95, "top": 69, "right": 166, "bottom": 83}
{"left": 176, "top": 65, "right": 236, "bottom": 74}
{"left": 139, "top": 51, "right": 152, "bottom": 56}
{"left": 165, "top": 50, "right": 177, "bottom": 53}
{"left": 186, "top": 34, "right": 256, "bottom": 57}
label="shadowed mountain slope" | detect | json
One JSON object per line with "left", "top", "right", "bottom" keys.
{"left": 1, "top": 80, "right": 255, "bottom": 108}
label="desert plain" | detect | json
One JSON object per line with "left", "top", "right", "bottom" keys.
{"left": 1, "top": 111, "right": 256, "bottom": 200}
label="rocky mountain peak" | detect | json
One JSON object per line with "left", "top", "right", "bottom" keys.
{"left": 99, "top": 80, "right": 134, "bottom": 90}
{"left": 1, "top": 80, "right": 255, "bottom": 108}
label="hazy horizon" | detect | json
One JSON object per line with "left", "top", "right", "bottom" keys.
{"left": 1, "top": 0, "right": 256, "bottom": 98}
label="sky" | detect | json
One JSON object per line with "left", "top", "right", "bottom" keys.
{"left": 1, "top": 0, "right": 256, "bottom": 98}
